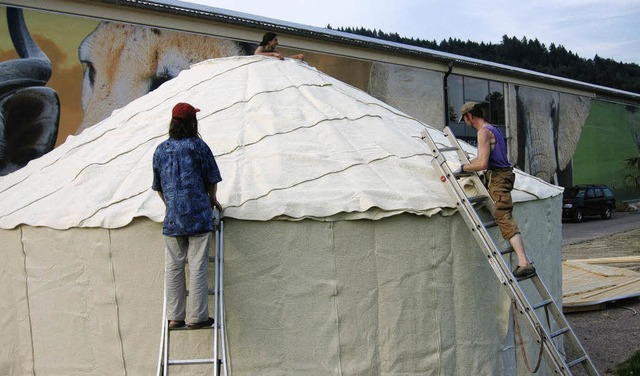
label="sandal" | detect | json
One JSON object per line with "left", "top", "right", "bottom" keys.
{"left": 513, "top": 264, "right": 536, "bottom": 279}
{"left": 168, "top": 320, "right": 186, "bottom": 329}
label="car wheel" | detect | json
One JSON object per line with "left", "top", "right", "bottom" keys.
{"left": 601, "top": 205, "right": 612, "bottom": 220}
{"left": 573, "top": 209, "right": 584, "bottom": 223}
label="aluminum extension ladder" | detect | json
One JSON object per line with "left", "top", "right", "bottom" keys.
{"left": 157, "top": 211, "right": 230, "bottom": 375}
{"left": 421, "top": 127, "right": 599, "bottom": 375}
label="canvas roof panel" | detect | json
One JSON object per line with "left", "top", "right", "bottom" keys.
{"left": 0, "top": 56, "right": 561, "bottom": 229}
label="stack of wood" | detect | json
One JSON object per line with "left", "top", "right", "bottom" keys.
{"left": 563, "top": 256, "right": 640, "bottom": 312}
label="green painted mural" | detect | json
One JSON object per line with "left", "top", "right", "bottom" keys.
{"left": 574, "top": 100, "right": 640, "bottom": 200}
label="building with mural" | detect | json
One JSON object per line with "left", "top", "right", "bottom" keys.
{"left": 1, "top": 0, "right": 640, "bottom": 199}
{"left": 1, "top": 1, "right": 635, "bottom": 375}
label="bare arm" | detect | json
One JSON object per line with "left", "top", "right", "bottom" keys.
{"left": 207, "top": 183, "right": 223, "bottom": 212}
{"left": 464, "top": 127, "right": 491, "bottom": 172}
{"left": 254, "top": 45, "right": 284, "bottom": 60}
{"left": 255, "top": 46, "right": 304, "bottom": 60}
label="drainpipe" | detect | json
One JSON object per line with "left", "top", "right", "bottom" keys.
{"left": 443, "top": 62, "right": 453, "bottom": 129}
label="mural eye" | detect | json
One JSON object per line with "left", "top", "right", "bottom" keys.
{"left": 81, "top": 60, "right": 95, "bottom": 89}
{"left": 149, "top": 73, "right": 173, "bottom": 92}
{"left": 80, "top": 60, "right": 96, "bottom": 111}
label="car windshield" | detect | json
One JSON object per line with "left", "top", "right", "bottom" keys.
{"left": 565, "top": 187, "right": 586, "bottom": 198}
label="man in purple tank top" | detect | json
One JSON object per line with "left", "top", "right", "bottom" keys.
{"left": 455, "top": 102, "right": 536, "bottom": 279}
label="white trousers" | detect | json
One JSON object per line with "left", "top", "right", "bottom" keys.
{"left": 164, "top": 233, "right": 212, "bottom": 324}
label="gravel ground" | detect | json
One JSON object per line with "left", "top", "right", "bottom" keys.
{"left": 562, "top": 228, "right": 640, "bottom": 375}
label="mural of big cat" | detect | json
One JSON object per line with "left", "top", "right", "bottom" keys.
{"left": 76, "top": 21, "right": 255, "bottom": 133}
{"left": 0, "top": 5, "right": 597, "bottom": 188}
{"left": 0, "top": 7, "right": 255, "bottom": 176}
{"left": 0, "top": 8, "right": 59, "bottom": 176}
{"left": 515, "top": 85, "right": 591, "bottom": 187}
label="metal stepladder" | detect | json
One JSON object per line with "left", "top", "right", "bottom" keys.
{"left": 157, "top": 210, "right": 230, "bottom": 375}
{"left": 421, "top": 127, "right": 599, "bottom": 375}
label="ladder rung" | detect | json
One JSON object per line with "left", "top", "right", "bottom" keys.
{"left": 549, "top": 327, "right": 570, "bottom": 339}
{"left": 169, "top": 322, "right": 218, "bottom": 331}
{"left": 169, "top": 358, "right": 216, "bottom": 366}
{"left": 566, "top": 355, "right": 588, "bottom": 368}
{"left": 500, "top": 246, "right": 514, "bottom": 255}
{"left": 515, "top": 272, "right": 536, "bottom": 282}
{"left": 453, "top": 171, "right": 474, "bottom": 178}
{"left": 168, "top": 325, "right": 217, "bottom": 331}
{"left": 466, "top": 195, "right": 486, "bottom": 204}
{"left": 483, "top": 220, "right": 497, "bottom": 228}
{"left": 438, "top": 146, "right": 459, "bottom": 152}
{"left": 532, "top": 299, "right": 553, "bottom": 310}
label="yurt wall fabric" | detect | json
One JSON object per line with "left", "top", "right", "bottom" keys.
{"left": 0, "top": 195, "right": 561, "bottom": 375}
{"left": 0, "top": 227, "right": 33, "bottom": 376}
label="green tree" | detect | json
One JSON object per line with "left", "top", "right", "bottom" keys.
{"left": 331, "top": 27, "right": 640, "bottom": 94}
{"left": 624, "top": 154, "right": 640, "bottom": 191}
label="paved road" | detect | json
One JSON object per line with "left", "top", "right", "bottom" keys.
{"left": 561, "top": 211, "right": 640, "bottom": 374}
{"left": 562, "top": 210, "right": 640, "bottom": 245}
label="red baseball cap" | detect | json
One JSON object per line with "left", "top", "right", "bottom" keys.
{"left": 172, "top": 102, "right": 200, "bottom": 119}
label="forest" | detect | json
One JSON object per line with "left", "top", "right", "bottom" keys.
{"left": 328, "top": 26, "right": 640, "bottom": 95}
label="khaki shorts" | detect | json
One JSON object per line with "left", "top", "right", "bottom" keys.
{"left": 487, "top": 168, "right": 520, "bottom": 240}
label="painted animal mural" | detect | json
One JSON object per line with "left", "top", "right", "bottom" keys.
{"left": 516, "top": 86, "right": 591, "bottom": 186}
{"left": 0, "top": 8, "right": 597, "bottom": 188}
{"left": 0, "top": 8, "right": 59, "bottom": 176}
{"left": 77, "top": 22, "right": 255, "bottom": 133}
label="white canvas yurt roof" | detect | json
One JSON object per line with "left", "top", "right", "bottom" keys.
{"left": 0, "top": 56, "right": 563, "bottom": 375}
{"left": 0, "top": 56, "right": 559, "bottom": 229}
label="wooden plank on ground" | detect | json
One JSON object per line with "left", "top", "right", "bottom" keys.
{"left": 569, "top": 256, "right": 640, "bottom": 264}
{"left": 562, "top": 258, "right": 640, "bottom": 311}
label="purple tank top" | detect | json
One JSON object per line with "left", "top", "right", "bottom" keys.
{"left": 485, "top": 125, "right": 511, "bottom": 169}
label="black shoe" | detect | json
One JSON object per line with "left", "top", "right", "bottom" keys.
{"left": 187, "top": 317, "right": 215, "bottom": 329}
{"left": 168, "top": 320, "right": 186, "bottom": 329}
{"left": 513, "top": 264, "right": 536, "bottom": 279}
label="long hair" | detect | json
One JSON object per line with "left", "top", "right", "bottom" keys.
{"left": 259, "top": 32, "right": 277, "bottom": 47}
{"left": 169, "top": 116, "right": 199, "bottom": 139}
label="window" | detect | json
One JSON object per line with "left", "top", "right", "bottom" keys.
{"left": 593, "top": 188, "right": 603, "bottom": 198}
{"left": 566, "top": 187, "right": 586, "bottom": 198}
{"left": 447, "top": 75, "right": 506, "bottom": 146}
{"left": 604, "top": 187, "right": 614, "bottom": 199}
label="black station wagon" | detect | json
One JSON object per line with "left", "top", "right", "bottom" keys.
{"left": 562, "top": 185, "right": 616, "bottom": 223}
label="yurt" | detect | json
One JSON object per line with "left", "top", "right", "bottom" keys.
{"left": 0, "top": 56, "right": 563, "bottom": 375}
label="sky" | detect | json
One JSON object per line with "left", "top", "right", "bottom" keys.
{"left": 184, "top": 0, "right": 640, "bottom": 65}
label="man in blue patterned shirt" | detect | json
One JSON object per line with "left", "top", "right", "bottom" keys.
{"left": 152, "top": 102, "right": 223, "bottom": 329}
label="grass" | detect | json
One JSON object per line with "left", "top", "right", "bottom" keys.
{"left": 612, "top": 349, "right": 640, "bottom": 375}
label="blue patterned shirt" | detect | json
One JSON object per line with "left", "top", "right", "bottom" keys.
{"left": 152, "top": 137, "right": 222, "bottom": 236}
